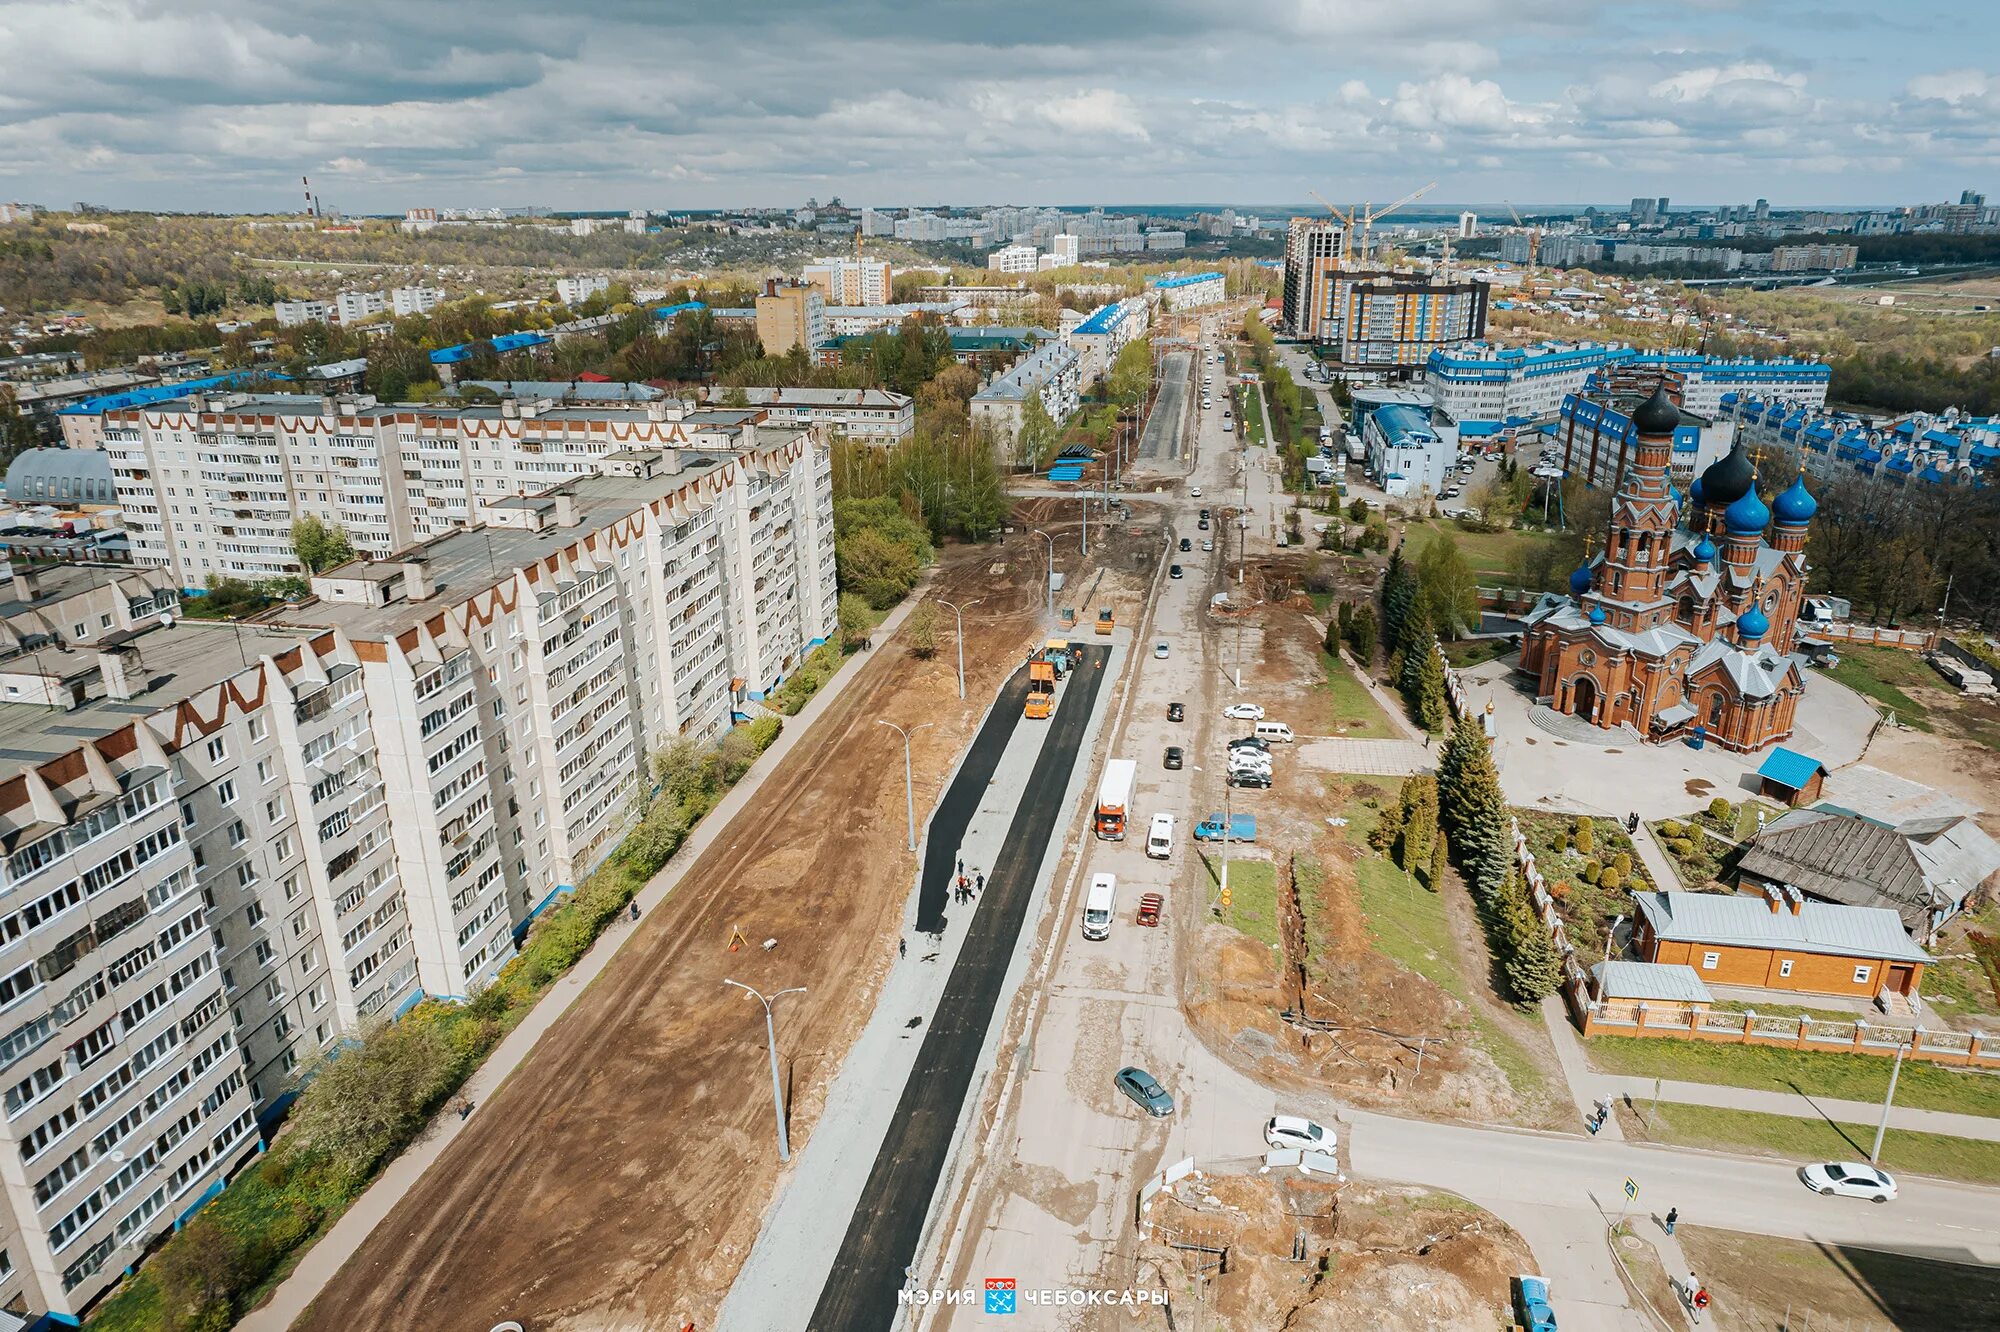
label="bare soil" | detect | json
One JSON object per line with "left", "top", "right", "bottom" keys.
{"left": 287, "top": 512, "right": 1117, "bottom": 1332}
{"left": 1127, "top": 1176, "right": 1533, "bottom": 1332}
{"left": 1679, "top": 1224, "right": 2000, "bottom": 1332}
{"left": 1180, "top": 570, "right": 1559, "bottom": 1125}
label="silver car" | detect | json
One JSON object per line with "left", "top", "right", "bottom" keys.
{"left": 1115, "top": 1066, "right": 1174, "bottom": 1117}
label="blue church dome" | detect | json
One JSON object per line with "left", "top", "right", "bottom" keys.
{"left": 1588, "top": 605, "right": 1607, "bottom": 626}
{"left": 1689, "top": 474, "right": 1706, "bottom": 506}
{"left": 1724, "top": 487, "right": 1770, "bottom": 535}
{"left": 1737, "top": 605, "right": 1770, "bottom": 641}
{"left": 1568, "top": 562, "right": 1593, "bottom": 596}
{"left": 1692, "top": 534, "right": 1716, "bottom": 564}
{"left": 1773, "top": 473, "right": 1818, "bottom": 525}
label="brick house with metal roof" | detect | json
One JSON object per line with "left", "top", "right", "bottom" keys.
{"left": 1735, "top": 806, "right": 1999, "bottom": 942}
{"left": 1632, "top": 887, "right": 1930, "bottom": 1003}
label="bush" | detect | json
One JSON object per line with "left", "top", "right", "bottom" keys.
{"left": 1612, "top": 851, "right": 1632, "bottom": 877}
{"left": 1668, "top": 837, "right": 1695, "bottom": 858}
{"left": 1581, "top": 859, "right": 1602, "bottom": 884}
{"left": 1598, "top": 868, "right": 1624, "bottom": 892}
{"left": 1660, "top": 819, "right": 1685, "bottom": 838}
{"left": 1708, "top": 797, "right": 1735, "bottom": 823}
{"left": 1573, "top": 817, "right": 1595, "bottom": 856}
{"left": 1555, "top": 834, "right": 1570, "bottom": 853}
{"left": 1548, "top": 879, "right": 1571, "bottom": 900}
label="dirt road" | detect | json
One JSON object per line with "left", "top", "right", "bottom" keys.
{"left": 290, "top": 532, "right": 1064, "bottom": 1332}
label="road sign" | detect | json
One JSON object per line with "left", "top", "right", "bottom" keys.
{"left": 1623, "top": 1177, "right": 1639, "bottom": 1202}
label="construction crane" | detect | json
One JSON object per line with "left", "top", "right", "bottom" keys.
{"left": 1308, "top": 189, "right": 1357, "bottom": 267}
{"left": 1358, "top": 181, "right": 1437, "bottom": 265}
{"left": 1502, "top": 200, "right": 1541, "bottom": 272}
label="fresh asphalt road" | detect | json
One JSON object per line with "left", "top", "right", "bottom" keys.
{"left": 914, "top": 667, "right": 1029, "bottom": 934}
{"left": 809, "top": 644, "right": 1113, "bottom": 1331}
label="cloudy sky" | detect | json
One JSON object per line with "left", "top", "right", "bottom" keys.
{"left": 2, "top": 0, "right": 1994, "bottom": 214}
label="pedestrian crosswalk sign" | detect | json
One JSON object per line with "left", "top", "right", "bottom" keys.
{"left": 1623, "top": 1177, "right": 1639, "bottom": 1201}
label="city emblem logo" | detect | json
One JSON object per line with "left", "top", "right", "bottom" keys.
{"left": 984, "top": 1277, "right": 1017, "bottom": 1314}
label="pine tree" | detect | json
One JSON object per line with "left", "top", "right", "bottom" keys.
{"left": 1428, "top": 827, "right": 1449, "bottom": 891}
{"left": 1396, "top": 598, "right": 1434, "bottom": 704}
{"left": 1416, "top": 639, "right": 1449, "bottom": 732}
{"left": 1348, "top": 606, "right": 1378, "bottom": 662}
{"left": 1501, "top": 872, "right": 1565, "bottom": 1002}
{"left": 1395, "top": 774, "right": 1437, "bottom": 872}
{"left": 1437, "top": 724, "right": 1511, "bottom": 902}
{"left": 1381, "top": 560, "right": 1417, "bottom": 656}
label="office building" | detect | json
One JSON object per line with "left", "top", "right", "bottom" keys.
{"left": 1358, "top": 397, "right": 1458, "bottom": 497}
{"left": 801, "top": 259, "right": 892, "bottom": 307}
{"left": 95, "top": 391, "right": 787, "bottom": 585}
{"left": 970, "top": 341, "right": 1082, "bottom": 451}
{"left": 1150, "top": 272, "right": 1226, "bottom": 311}
{"left": 390, "top": 286, "right": 446, "bottom": 317}
{"left": 753, "top": 280, "right": 827, "bottom": 357}
{"left": 1281, "top": 218, "right": 1344, "bottom": 340}
{"left": 987, "top": 245, "right": 1038, "bottom": 275}
{"left": 700, "top": 386, "right": 914, "bottom": 443}
{"left": 1458, "top": 212, "right": 1477, "bottom": 239}
{"left": 335, "top": 291, "right": 388, "bottom": 325}
{"left": 554, "top": 276, "right": 610, "bottom": 307}
{"left": 273, "top": 300, "right": 331, "bottom": 328}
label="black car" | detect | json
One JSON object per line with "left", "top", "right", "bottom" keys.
{"left": 1169, "top": 564, "right": 1183, "bottom": 579}
{"left": 1198, "top": 518, "right": 1210, "bottom": 531}
{"left": 1167, "top": 702, "right": 1185, "bottom": 722}
{"left": 1229, "top": 736, "right": 1269, "bottom": 752}
{"left": 1164, "top": 746, "right": 1184, "bottom": 769}
{"left": 1200, "top": 508, "right": 1212, "bottom": 521}
{"left": 1179, "top": 537, "right": 1192, "bottom": 552}
{"left": 1228, "top": 770, "right": 1271, "bottom": 789}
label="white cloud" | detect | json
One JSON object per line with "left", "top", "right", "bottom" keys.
{"left": 1905, "top": 69, "right": 1989, "bottom": 104}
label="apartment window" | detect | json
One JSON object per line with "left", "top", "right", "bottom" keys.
{"left": 236, "top": 863, "right": 259, "bottom": 889}
{"left": 282, "top": 872, "right": 301, "bottom": 902}
{"left": 1700, "top": 951, "right": 1719, "bottom": 971}
{"left": 264, "top": 976, "right": 283, "bottom": 1003}
{"left": 180, "top": 801, "right": 198, "bottom": 830}
{"left": 1778, "top": 959, "right": 1794, "bottom": 978}
{"left": 266, "top": 798, "right": 284, "bottom": 823}
{"left": 274, "top": 834, "right": 295, "bottom": 861}
{"left": 215, "top": 779, "right": 236, "bottom": 805}
{"left": 205, "top": 737, "right": 227, "bottom": 763}
{"left": 256, "top": 758, "right": 273, "bottom": 784}
{"left": 1853, "top": 965, "right": 1872, "bottom": 985}
{"left": 222, "top": 968, "right": 235, "bottom": 992}
{"left": 226, "top": 821, "right": 247, "bottom": 848}
{"left": 291, "top": 914, "right": 309, "bottom": 940}
{"left": 307, "top": 983, "right": 325, "bottom": 1011}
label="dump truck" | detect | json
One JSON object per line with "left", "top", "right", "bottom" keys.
{"left": 1193, "top": 813, "right": 1257, "bottom": 843}
{"left": 1094, "top": 758, "right": 1137, "bottom": 839}
{"left": 1025, "top": 656, "right": 1056, "bottom": 719}
{"left": 1095, "top": 606, "right": 1115, "bottom": 636}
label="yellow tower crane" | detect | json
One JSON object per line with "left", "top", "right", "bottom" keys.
{"left": 1503, "top": 200, "right": 1542, "bottom": 272}
{"left": 1308, "top": 189, "right": 1357, "bottom": 268}
{"left": 1357, "top": 180, "right": 1437, "bottom": 265}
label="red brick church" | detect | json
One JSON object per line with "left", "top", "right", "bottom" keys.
{"left": 1519, "top": 385, "right": 1818, "bottom": 752}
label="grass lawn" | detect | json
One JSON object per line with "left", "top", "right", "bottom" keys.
{"left": 1711, "top": 998, "right": 1875, "bottom": 1023}
{"left": 1318, "top": 648, "right": 1399, "bottom": 739}
{"left": 1443, "top": 638, "right": 1513, "bottom": 669}
{"left": 1679, "top": 1225, "right": 2000, "bottom": 1332}
{"left": 1824, "top": 645, "right": 1936, "bottom": 731}
{"left": 1206, "top": 857, "right": 1279, "bottom": 948}
{"left": 1405, "top": 518, "right": 1566, "bottom": 583}
{"left": 1924, "top": 900, "right": 2000, "bottom": 1029}
{"left": 1628, "top": 1101, "right": 2000, "bottom": 1185}
{"left": 1334, "top": 785, "right": 1554, "bottom": 1104}
{"left": 1586, "top": 1035, "right": 2000, "bottom": 1118}
{"left": 1239, "top": 387, "right": 1269, "bottom": 447}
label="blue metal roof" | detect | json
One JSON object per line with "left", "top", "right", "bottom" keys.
{"left": 56, "top": 370, "right": 282, "bottom": 415}
{"left": 1758, "top": 745, "right": 1825, "bottom": 791}
{"left": 1150, "top": 271, "right": 1224, "bottom": 289}
{"left": 430, "top": 331, "right": 552, "bottom": 364}
{"left": 1073, "top": 301, "right": 1131, "bottom": 336}
{"left": 1371, "top": 403, "right": 1437, "bottom": 447}
{"left": 652, "top": 300, "right": 706, "bottom": 320}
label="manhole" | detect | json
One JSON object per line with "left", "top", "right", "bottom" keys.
{"left": 1618, "top": 1234, "right": 1646, "bottom": 1251}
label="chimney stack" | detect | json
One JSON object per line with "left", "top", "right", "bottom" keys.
{"left": 1764, "top": 884, "right": 1782, "bottom": 913}
{"left": 98, "top": 644, "right": 141, "bottom": 701}
{"left": 400, "top": 558, "right": 433, "bottom": 601}
{"left": 552, "top": 493, "right": 581, "bottom": 527}
{"left": 8, "top": 562, "right": 41, "bottom": 601}
{"left": 1785, "top": 884, "right": 1804, "bottom": 915}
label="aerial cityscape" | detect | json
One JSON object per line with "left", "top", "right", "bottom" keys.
{"left": 1, "top": 4, "right": 1999, "bottom": 1331}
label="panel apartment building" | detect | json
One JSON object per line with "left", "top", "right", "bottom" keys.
{"left": 95, "top": 392, "right": 783, "bottom": 588}
{"left": 0, "top": 430, "right": 834, "bottom": 1321}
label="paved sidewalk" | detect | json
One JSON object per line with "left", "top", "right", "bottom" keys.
{"left": 1539, "top": 997, "right": 2000, "bottom": 1143}
{"left": 1299, "top": 736, "right": 1435, "bottom": 776}
{"left": 1627, "top": 820, "right": 1685, "bottom": 893}
{"left": 238, "top": 583, "right": 933, "bottom": 1332}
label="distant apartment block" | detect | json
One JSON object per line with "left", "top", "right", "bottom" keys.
{"left": 702, "top": 386, "right": 914, "bottom": 443}
{"left": 1065, "top": 299, "right": 1152, "bottom": 387}
{"left": 987, "top": 245, "right": 1038, "bottom": 275}
{"left": 972, "top": 340, "right": 1082, "bottom": 451}
{"left": 554, "top": 275, "right": 611, "bottom": 307}
{"left": 0, "top": 203, "right": 36, "bottom": 225}
{"left": 1426, "top": 342, "right": 1830, "bottom": 425}
{"left": 1770, "top": 243, "right": 1859, "bottom": 272}
{"left": 95, "top": 391, "right": 792, "bottom": 585}
{"left": 1151, "top": 271, "right": 1226, "bottom": 311}
{"left": 801, "top": 259, "right": 892, "bottom": 306}
{"left": 390, "top": 285, "right": 446, "bottom": 316}
{"left": 753, "top": 280, "right": 827, "bottom": 357}
{"left": 273, "top": 300, "right": 331, "bottom": 328}
{"left": 335, "top": 291, "right": 388, "bottom": 325}
{"left": 1322, "top": 271, "right": 1489, "bottom": 370}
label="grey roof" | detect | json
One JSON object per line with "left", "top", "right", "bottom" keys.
{"left": 457, "top": 379, "right": 666, "bottom": 402}
{"left": 1635, "top": 890, "right": 1931, "bottom": 963}
{"left": 1688, "top": 638, "right": 1798, "bottom": 698}
{"left": 4, "top": 448, "right": 117, "bottom": 507}
{"left": 1592, "top": 960, "right": 1714, "bottom": 1004}
{"left": 1738, "top": 807, "right": 1999, "bottom": 928}
{"left": 704, "top": 386, "right": 912, "bottom": 410}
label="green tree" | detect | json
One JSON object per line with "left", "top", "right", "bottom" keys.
{"left": 1395, "top": 597, "right": 1434, "bottom": 702}
{"left": 1014, "top": 396, "right": 1062, "bottom": 471}
{"left": 1416, "top": 532, "right": 1482, "bottom": 639}
{"left": 836, "top": 527, "right": 923, "bottom": 609}
{"left": 1437, "top": 723, "right": 1511, "bottom": 901}
{"left": 837, "top": 591, "right": 874, "bottom": 649}
{"left": 290, "top": 516, "right": 355, "bottom": 573}
{"left": 152, "top": 1212, "right": 259, "bottom": 1332}
{"left": 1428, "top": 827, "right": 1449, "bottom": 892}
{"left": 907, "top": 602, "right": 939, "bottom": 659}
{"left": 1415, "top": 641, "right": 1448, "bottom": 732}
{"left": 1107, "top": 338, "right": 1154, "bottom": 409}
{"left": 1347, "top": 606, "right": 1378, "bottom": 662}
{"left": 1395, "top": 774, "right": 1439, "bottom": 873}
{"left": 1500, "top": 872, "right": 1564, "bottom": 1002}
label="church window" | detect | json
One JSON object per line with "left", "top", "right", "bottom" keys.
{"left": 1708, "top": 692, "right": 1726, "bottom": 724}
{"left": 1579, "top": 650, "right": 1596, "bottom": 666}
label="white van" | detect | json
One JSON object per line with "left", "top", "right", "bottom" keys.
{"left": 1146, "top": 812, "right": 1175, "bottom": 860}
{"left": 1254, "top": 721, "right": 1295, "bottom": 744}
{"left": 1083, "top": 873, "right": 1116, "bottom": 940}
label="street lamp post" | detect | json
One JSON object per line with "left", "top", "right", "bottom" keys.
{"left": 1029, "top": 529, "right": 1055, "bottom": 619}
{"left": 877, "top": 719, "right": 933, "bottom": 852}
{"left": 1870, "top": 1036, "right": 1910, "bottom": 1166}
{"left": 937, "top": 598, "right": 981, "bottom": 700}
{"left": 722, "top": 979, "right": 806, "bottom": 1162}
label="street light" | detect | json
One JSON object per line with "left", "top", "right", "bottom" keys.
{"left": 1870, "top": 1035, "right": 1910, "bottom": 1166}
{"left": 723, "top": 979, "right": 806, "bottom": 1162}
{"left": 1029, "top": 528, "right": 1055, "bottom": 618}
{"left": 937, "top": 598, "right": 981, "bottom": 700}
{"left": 877, "top": 719, "right": 933, "bottom": 852}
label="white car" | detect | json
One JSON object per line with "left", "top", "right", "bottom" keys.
{"left": 1189, "top": 486, "right": 1203, "bottom": 498}
{"left": 1264, "top": 1115, "right": 1335, "bottom": 1152}
{"left": 1222, "top": 703, "right": 1265, "bottom": 721}
{"left": 1154, "top": 642, "right": 1170, "bottom": 659}
{"left": 1799, "top": 1162, "right": 1897, "bottom": 1203}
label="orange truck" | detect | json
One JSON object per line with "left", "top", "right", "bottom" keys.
{"left": 1025, "top": 656, "right": 1056, "bottom": 719}
{"left": 1095, "top": 606, "right": 1115, "bottom": 636}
